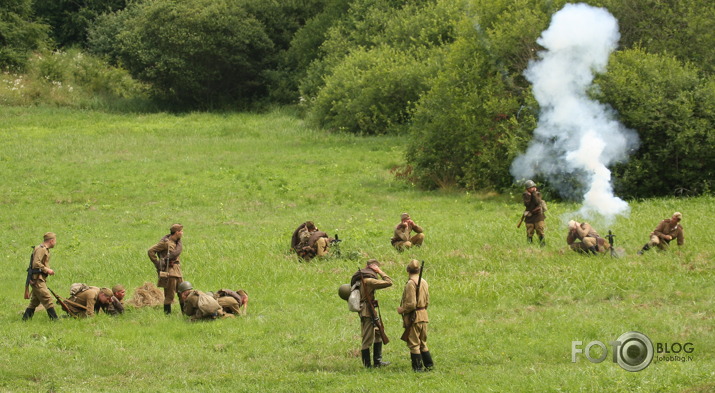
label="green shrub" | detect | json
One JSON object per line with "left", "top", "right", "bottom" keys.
{"left": 0, "top": 0, "right": 49, "bottom": 71}
{"left": 594, "top": 48, "right": 715, "bottom": 197}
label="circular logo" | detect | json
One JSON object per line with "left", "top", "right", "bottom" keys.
{"left": 615, "top": 331, "right": 654, "bottom": 372}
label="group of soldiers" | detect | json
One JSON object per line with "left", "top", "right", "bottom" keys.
{"left": 22, "top": 224, "right": 247, "bottom": 322}
{"left": 520, "top": 180, "right": 685, "bottom": 255}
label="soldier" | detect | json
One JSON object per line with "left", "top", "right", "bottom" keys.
{"left": 638, "top": 212, "right": 684, "bottom": 255}
{"left": 213, "top": 288, "right": 249, "bottom": 315}
{"left": 391, "top": 213, "right": 425, "bottom": 251}
{"left": 351, "top": 259, "right": 393, "bottom": 368}
{"left": 177, "top": 281, "right": 227, "bottom": 321}
{"left": 291, "top": 221, "right": 331, "bottom": 260}
{"left": 147, "top": 224, "right": 184, "bottom": 314}
{"left": 522, "top": 180, "right": 546, "bottom": 246}
{"left": 397, "top": 259, "right": 433, "bottom": 372}
{"left": 65, "top": 286, "right": 114, "bottom": 318}
{"left": 22, "top": 232, "right": 59, "bottom": 321}
{"left": 96, "top": 284, "right": 126, "bottom": 316}
{"left": 566, "top": 220, "right": 610, "bottom": 255}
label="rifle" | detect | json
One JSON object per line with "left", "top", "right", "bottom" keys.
{"left": 360, "top": 272, "right": 389, "bottom": 345}
{"left": 24, "top": 246, "right": 45, "bottom": 299}
{"left": 517, "top": 211, "right": 528, "bottom": 228}
{"left": 400, "top": 260, "right": 425, "bottom": 342}
{"left": 330, "top": 234, "right": 342, "bottom": 257}
{"left": 48, "top": 287, "right": 77, "bottom": 318}
{"left": 606, "top": 230, "right": 617, "bottom": 258}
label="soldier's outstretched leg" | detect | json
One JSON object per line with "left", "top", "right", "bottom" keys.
{"left": 637, "top": 244, "right": 650, "bottom": 255}
{"left": 22, "top": 307, "right": 35, "bottom": 321}
{"left": 46, "top": 307, "right": 58, "bottom": 320}
{"left": 411, "top": 353, "right": 424, "bottom": 372}
{"left": 373, "top": 342, "right": 390, "bottom": 367}
{"left": 164, "top": 304, "right": 172, "bottom": 315}
{"left": 421, "top": 351, "right": 434, "bottom": 371}
{"left": 539, "top": 236, "right": 546, "bottom": 247}
{"left": 361, "top": 348, "right": 371, "bottom": 368}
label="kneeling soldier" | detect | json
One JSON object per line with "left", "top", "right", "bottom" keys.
{"left": 178, "top": 281, "right": 226, "bottom": 321}
{"left": 213, "top": 289, "right": 249, "bottom": 315}
{"left": 566, "top": 220, "right": 609, "bottom": 255}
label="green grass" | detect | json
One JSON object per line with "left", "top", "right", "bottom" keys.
{"left": 0, "top": 106, "right": 713, "bottom": 392}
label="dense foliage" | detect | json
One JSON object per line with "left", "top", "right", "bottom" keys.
{"left": 2, "top": 0, "right": 714, "bottom": 196}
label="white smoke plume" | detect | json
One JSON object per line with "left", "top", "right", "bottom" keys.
{"left": 510, "top": 3, "right": 639, "bottom": 221}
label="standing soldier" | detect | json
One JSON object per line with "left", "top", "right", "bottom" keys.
{"left": 22, "top": 232, "right": 59, "bottom": 321}
{"left": 391, "top": 213, "right": 425, "bottom": 251}
{"left": 147, "top": 224, "right": 185, "bottom": 314}
{"left": 397, "top": 259, "right": 433, "bottom": 372}
{"left": 65, "top": 286, "right": 114, "bottom": 317}
{"left": 638, "top": 212, "right": 684, "bottom": 254}
{"left": 522, "top": 180, "right": 546, "bottom": 246}
{"left": 351, "top": 259, "right": 393, "bottom": 368}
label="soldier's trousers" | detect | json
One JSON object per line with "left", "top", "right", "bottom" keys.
{"left": 393, "top": 233, "right": 425, "bottom": 250}
{"left": 360, "top": 316, "right": 383, "bottom": 350}
{"left": 161, "top": 276, "right": 182, "bottom": 305}
{"left": 647, "top": 234, "right": 670, "bottom": 250}
{"left": 569, "top": 237, "right": 597, "bottom": 252}
{"left": 315, "top": 237, "right": 329, "bottom": 257}
{"left": 28, "top": 280, "right": 54, "bottom": 310}
{"left": 526, "top": 221, "right": 545, "bottom": 238}
{"left": 404, "top": 321, "right": 429, "bottom": 354}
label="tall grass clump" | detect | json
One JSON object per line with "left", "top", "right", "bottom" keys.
{"left": 0, "top": 48, "right": 150, "bottom": 111}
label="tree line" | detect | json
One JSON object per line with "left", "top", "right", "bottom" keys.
{"left": 2, "top": 0, "right": 713, "bottom": 198}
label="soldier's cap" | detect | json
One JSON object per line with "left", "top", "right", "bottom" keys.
{"left": 112, "top": 284, "right": 125, "bottom": 293}
{"left": 366, "top": 258, "right": 380, "bottom": 267}
{"left": 170, "top": 224, "right": 184, "bottom": 234}
{"left": 673, "top": 212, "right": 682, "bottom": 220}
{"left": 99, "top": 287, "right": 113, "bottom": 297}
{"left": 400, "top": 213, "right": 410, "bottom": 220}
{"left": 407, "top": 259, "right": 420, "bottom": 274}
{"left": 43, "top": 232, "right": 56, "bottom": 241}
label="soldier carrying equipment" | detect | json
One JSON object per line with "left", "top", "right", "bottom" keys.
{"left": 401, "top": 260, "right": 424, "bottom": 342}
{"left": 24, "top": 247, "right": 43, "bottom": 299}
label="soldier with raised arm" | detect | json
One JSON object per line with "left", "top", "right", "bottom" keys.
{"left": 147, "top": 224, "right": 185, "bottom": 314}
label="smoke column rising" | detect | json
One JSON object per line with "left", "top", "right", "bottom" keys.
{"left": 510, "top": 3, "right": 639, "bottom": 221}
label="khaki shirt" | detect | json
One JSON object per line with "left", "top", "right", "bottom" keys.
{"left": 31, "top": 245, "right": 51, "bottom": 282}
{"left": 147, "top": 236, "right": 183, "bottom": 278}
{"left": 652, "top": 219, "right": 685, "bottom": 246}
{"left": 399, "top": 277, "right": 429, "bottom": 326}
{"left": 67, "top": 287, "right": 101, "bottom": 317}
{"left": 359, "top": 275, "right": 393, "bottom": 318}
{"left": 182, "top": 290, "right": 222, "bottom": 321}
{"left": 97, "top": 297, "right": 124, "bottom": 316}
{"left": 392, "top": 222, "right": 424, "bottom": 244}
{"left": 523, "top": 190, "right": 545, "bottom": 223}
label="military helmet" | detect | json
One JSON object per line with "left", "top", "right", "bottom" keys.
{"left": 524, "top": 180, "right": 536, "bottom": 188}
{"left": 338, "top": 284, "right": 351, "bottom": 301}
{"left": 177, "top": 281, "right": 193, "bottom": 294}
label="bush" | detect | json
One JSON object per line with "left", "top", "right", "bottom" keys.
{"left": 594, "top": 48, "right": 715, "bottom": 197}
{"left": 89, "top": 0, "right": 274, "bottom": 108}
{"left": 0, "top": 0, "right": 49, "bottom": 71}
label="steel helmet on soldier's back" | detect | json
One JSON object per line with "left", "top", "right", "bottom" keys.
{"left": 338, "top": 284, "right": 351, "bottom": 301}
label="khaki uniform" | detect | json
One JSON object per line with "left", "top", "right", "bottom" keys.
{"left": 96, "top": 296, "right": 125, "bottom": 316}
{"left": 296, "top": 228, "right": 330, "bottom": 260}
{"left": 399, "top": 277, "right": 430, "bottom": 354}
{"left": 567, "top": 223, "right": 608, "bottom": 253}
{"left": 355, "top": 270, "right": 393, "bottom": 350}
{"left": 648, "top": 218, "right": 684, "bottom": 250}
{"left": 27, "top": 245, "right": 54, "bottom": 311}
{"left": 523, "top": 190, "right": 545, "bottom": 239}
{"left": 147, "top": 235, "right": 184, "bottom": 305}
{"left": 182, "top": 290, "right": 225, "bottom": 321}
{"left": 66, "top": 287, "right": 101, "bottom": 318}
{"left": 391, "top": 223, "right": 425, "bottom": 250}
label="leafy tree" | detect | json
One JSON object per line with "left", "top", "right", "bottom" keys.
{"left": 0, "top": 0, "right": 49, "bottom": 70}
{"left": 89, "top": 0, "right": 274, "bottom": 108}
{"left": 595, "top": 48, "right": 715, "bottom": 197}
{"left": 32, "top": 0, "right": 127, "bottom": 48}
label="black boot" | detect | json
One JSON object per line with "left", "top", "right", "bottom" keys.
{"left": 373, "top": 342, "right": 390, "bottom": 367}
{"left": 22, "top": 308, "right": 35, "bottom": 321}
{"left": 47, "top": 307, "right": 59, "bottom": 320}
{"left": 637, "top": 244, "right": 650, "bottom": 255}
{"left": 361, "top": 348, "right": 371, "bottom": 368}
{"left": 421, "top": 351, "right": 434, "bottom": 371}
{"left": 411, "top": 353, "right": 424, "bottom": 372}
{"left": 527, "top": 236, "right": 533, "bottom": 244}
{"left": 539, "top": 236, "right": 546, "bottom": 247}
{"left": 588, "top": 246, "right": 598, "bottom": 255}
{"left": 164, "top": 304, "right": 172, "bottom": 315}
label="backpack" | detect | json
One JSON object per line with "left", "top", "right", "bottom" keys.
{"left": 197, "top": 291, "right": 221, "bottom": 315}
{"left": 347, "top": 283, "right": 362, "bottom": 312}
{"left": 70, "top": 283, "right": 90, "bottom": 296}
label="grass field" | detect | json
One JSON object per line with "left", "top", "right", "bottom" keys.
{"left": 0, "top": 106, "right": 713, "bottom": 392}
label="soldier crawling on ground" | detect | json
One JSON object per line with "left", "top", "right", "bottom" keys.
{"left": 210, "top": 288, "right": 249, "bottom": 316}
{"left": 291, "top": 221, "right": 332, "bottom": 260}
{"left": 64, "top": 284, "right": 114, "bottom": 318}
{"left": 566, "top": 220, "right": 610, "bottom": 255}
{"left": 177, "top": 281, "right": 229, "bottom": 321}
